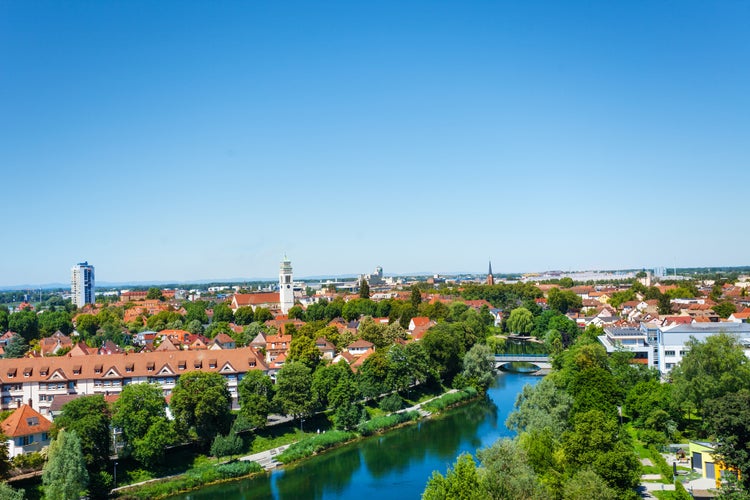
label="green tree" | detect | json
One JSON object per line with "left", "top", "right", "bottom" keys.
{"left": 171, "top": 372, "right": 232, "bottom": 446}
{"left": 8, "top": 311, "right": 39, "bottom": 342}
{"left": 547, "top": 288, "right": 582, "bottom": 314}
{"left": 0, "top": 309, "right": 9, "bottom": 333}
{"left": 329, "top": 377, "right": 363, "bottom": 430}
{"left": 184, "top": 301, "right": 209, "bottom": 324}
{"left": 411, "top": 286, "right": 422, "bottom": 309}
{"left": 288, "top": 335, "right": 321, "bottom": 368}
{"left": 238, "top": 370, "right": 275, "bottom": 429}
{"left": 132, "top": 417, "right": 177, "bottom": 469}
{"left": 38, "top": 310, "right": 73, "bottom": 336}
{"left": 671, "top": 333, "right": 750, "bottom": 417}
{"left": 42, "top": 429, "right": 88, "bottom": 500}
{"left": 713, "top": 302, "right": 737, "bottom": 319}
{"left": 461, "top": 343, "right": 495, "bottom": 391}
{"left": 74, "top": 314, "right": 99, "bottom": 338}
{"left": 4, "top": 335, "right": 29, "bottom": 358}
{"left": 478, "top": 439, "right": 548, "bottom": 499}
{"left": 146, "top": 287, "right": 164, "bottom": 300}
{"left": 359, "top": 278, "right": 370, "bottom": 299}
{"left": 506, "top": 307, "right": 534, "bottom": 335}
{"left": 704, "top": 389, "right": 750, "bottom": 491}
{"left": 113, "top": 383, "right": 167, "bottom": 456}
{"left": 54, "top": 395, "right": 111, "bottom": 470}
{"left": 233, "top": 306, "right": 255, "bottom": 325}
{"left": 422, "top": 453, "right": 485, "bottom": 500}
{"left": 287, "top": 305, "right": 305, "bottom": 320}
{"left": 212, "top": 302, "right": 235, "bottom": 323}
{"left": 562, "top": 468, "right": 617, "bottom": 500}
{"left": 0, "top": 483, "right": 23, "bottom": 500}
{"left": 274, "top": 362, "right": 315, "bottom": 428}
{"left": 422, "top": 323, "right": 464, "bottom": 384}
{"left": 507, "top": 376, "right": 572, "bottom": 437}
{"left": 254, "top": 307, "right": 273, "bottom": 323}
{"left": 311, "top": 361, "right": 352, "bottom": 409}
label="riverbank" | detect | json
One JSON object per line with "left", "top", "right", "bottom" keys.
{"left": 114, "top": 387, "right": 480, "bottom": 499}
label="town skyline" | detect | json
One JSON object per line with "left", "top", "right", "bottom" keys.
{"left": 2, "top": 1, "right": 748, "bottom": 286}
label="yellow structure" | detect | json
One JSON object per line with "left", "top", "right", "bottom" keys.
{"left": 689, "top": 441, "right": 739, "bottom": 488}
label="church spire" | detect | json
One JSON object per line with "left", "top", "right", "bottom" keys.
{"left": 487, "top": 259, "right": 495, "bottom": 286}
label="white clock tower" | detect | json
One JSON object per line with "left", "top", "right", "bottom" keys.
{"left": 279, "top": 256, "right": 294, "bottom": 314}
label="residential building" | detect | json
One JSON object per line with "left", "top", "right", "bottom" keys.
{"left": 0, "top": 347, "right": 267, "bottom": 416}
{"left": 71, "top": 261, "right": 95, "bottom": 308}
{"left": 1, "top": 404, "right": 52, "bottom": 458}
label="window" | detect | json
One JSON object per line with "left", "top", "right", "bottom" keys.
{"left": 26, "top": 417, "right": 38, "bottom": 427}
{"left": 680, "top": 350, "right": 688, "bottom": 356}
{"left": 665, "top": 350, "right": 676, "bottom": 357}
{"left": 208, "top": 359, "right": 217, "bottom": 369}
{"left": 23, "top": 367, "right": 32, "bottom": 377}
{"left": 40, "top": 367, "right": 49, "bottom": 376}
{"left": 94, "top": 364, "right": 103, "bottom": 374}
{"left": 73, "top": 365, "right": 82, "bottom": 375}
{"left": 6, "top": 368, "right": 16, "bottom": 378}
{"left": 41, "top": 433, "right": 48, "bottom": 441}
{"left": 178, "top": 361, "right": 186, "bottom": 370}
{"left": 194, "top": 360, "right": 202, "bottom": 369}
{"left": 125, "top": 363, "right": 134, "bottom": 373}
{"left": 147, "top": 362, "right": 155, "bottom": 372}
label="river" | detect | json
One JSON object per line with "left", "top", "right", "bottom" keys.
{"left": 173, "top": 371, "right": 540, "bottom": 500}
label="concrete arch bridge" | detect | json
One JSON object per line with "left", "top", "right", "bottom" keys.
{"left": 494, "top": 354, "right": 551, "bottom": 372}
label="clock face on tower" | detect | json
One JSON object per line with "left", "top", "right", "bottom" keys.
{"left": 287, "top": 285, "right": 291, "bottom": 289}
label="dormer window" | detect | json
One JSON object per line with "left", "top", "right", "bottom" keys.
{"left": 26, "top": 417, "right": 38, "bottom": 427}
{"left": 178, "top": 361, "right": 186, "bottom": 370}
{"left": 94, "top": 364, "right": 103, "bottom": 374}
{"left": 73, "top": 365, "right": 82, "bottom": 375}
{"left": 208, "top": 359, "right": 217, "bottom": 369}
{"left": 7, "top": 368, "right": 16, "bottom": 378}
{"left": 147, "top": 362, "right": 155, "bottom": 372}
{"left": 125, "top": 363, "right": 134, "bottom": 373}
{"left": 194, "top": 360, "right": 202, "bottom": 369}
{"left": 40, "top": 366, "right": 49, "bottom": 376}
{"left": 23, "top": 367, "right": 32, "bottom": 377}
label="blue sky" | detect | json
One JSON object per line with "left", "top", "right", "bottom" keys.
{"left": 1, "top": 1, "right": 748, "bottom": 286}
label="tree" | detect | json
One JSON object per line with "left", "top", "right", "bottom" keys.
{"left": 312, "top": 361, "right": 352, "bottom": 409}
{"left": 254, "top": 307, "right": 273, "bottom": 323}
{"left": 74, "top": 314, "right": 99, "bottom": 338}
{"left": 547, "top": 288, "right": 582, "bottom": 314}
{"left": 171, "top": 372, "right": 232, "bottom": 446}
{"left": 423, "top": 453, "right": 486, "bottom": 500}
{"left": 184, "top": 301, "right": 209, "bottom": 324}
{"left": 477, "top": 439, "right": 547, "bottom": 499}
{"left": 359, "top": 278, "right": 370, "bottom": 299}
{"left": 132, "top": 417, "right": 177, "bottom": 469}
{"left": 422, "top": 324, "right": 464, "bottom": 383}
{"left": 671, "top": 333, "right": 750, "bottom": 417}
{"left": 0, "top": 309, "right": 8, "bottom": 333}
{"left": 329, "top": 377, "right": 363, "bottom": 430}
{"left": 8, "top": 311, "right": 39, "bottom": 342}
{"left": 713, "top": 302, "right": 737, "bottom": 319}
{"left": 461, "top": 343, "right": 495, "bottom": 391}
{"left": 54, "top": 395, "right": 111, "bottom": 470}
{"left": 0, "top": 483, "right": 23, "bottom": 500}
{"left": 506, "top": 307, "right": 534, "bottom": 335}
{"left": 113, "top": 383, "right": 167, "bottom": 456}
{"left": 288, "top": 335, "right": 321, "bottom": 369}
{"left": 146, "top": 287, "right": 164, "bottom": 300}
{"left": 288, "top": 305, "right": 305, "bottom": 320}
{"left": 563, "top": 468, "right": 616, "bottom": 500}
{"left": 238, "top": 370, "right": 275, "bottom": 429}
{"left": 38, "top": 310, "right": 73, "bottom": 336}
{"left": 4, "top": 334, "right": 29, "bottom": 358}
{"left": 506, "top": 377, "right": 572, "bottom": 437}
{"left": 705, "top": 389, "right": 750, "bottom": 491}
{"left": 42, "top": 429, "right": 88, "bottom": 500}
{"left": 411, "top": 286, "right": 422, "bottom": 309}
{"left": 274, "top": 362, "right": 315, "bottom": 428}
{"left": 233, "top": 306, "right": 255, "bottom": 325}
{"left": 212, "top": 302, "right": 235, "bottom": 323}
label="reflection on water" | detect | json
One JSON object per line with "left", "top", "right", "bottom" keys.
{"left": 175, "top": 372, "right": 539, "bottom": 500}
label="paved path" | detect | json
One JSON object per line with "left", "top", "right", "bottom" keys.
{"left": 239, "top": 444, "right": 293, "bottom": 471}
{"left": 398, "top": 389, "right": 459, "bottom": 418}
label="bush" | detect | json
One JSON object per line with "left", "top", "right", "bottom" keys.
{"left": 358, "top": 411, "right": 419, "bottom": 436}
{"left": 639, "top": 429, "right": 667, "bottom": 447}
{"left": 648, "top": 445, "right": 674, "bottom": 484}
{"left": 210, "top": 433, "right": 245, "bottom": 458}
{"left": 379, "top": 393, "right": 404, "bottom": 412}
{"left": 12, "top": 451, "right": 44, "bottom": 471}
{"left": 276, "top": 431, "right": 355, "bottom": 464}
{"left": 215, "top": 461, "right": 261, "bottom": 478}
{"left": 423, "top": 388, "right": 478, "bottom": 412}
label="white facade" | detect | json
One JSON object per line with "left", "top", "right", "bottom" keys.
{"left": 71, "top": 261, "right": 95, "bottom": 308}
{"left": 279, "top": 256, "right": 294, "bottom": 314}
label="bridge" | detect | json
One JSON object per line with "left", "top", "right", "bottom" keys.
{"left": 494, "top": 354, "right": 551, "bottom": 372}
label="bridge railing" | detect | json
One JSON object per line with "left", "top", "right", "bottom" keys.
{"left": 493, "top": 353, "right": 550, "bottom": 359}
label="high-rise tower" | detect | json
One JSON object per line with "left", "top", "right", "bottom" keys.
{"left": 487, "top": 260, "right": 495, "bottom": 286}
{"left": 279, "top": 256, "right": 294, "bottom": 314}
{"left": 71, "top": 261, "right": 95, "bottom": 308}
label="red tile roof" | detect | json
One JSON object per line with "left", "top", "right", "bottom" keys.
{"left": 1, "top": 405, "right": 52, "bottom": 438}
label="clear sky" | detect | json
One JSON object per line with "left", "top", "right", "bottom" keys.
{"left": 1, "top": 1, "right": 748, "bottom": 286}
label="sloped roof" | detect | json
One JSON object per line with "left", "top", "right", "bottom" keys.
{"left": 1, "top": 404, "right": 52, "bottom": 437}
{"left": 233, "top": 293, "right": 280, "bottom": 306}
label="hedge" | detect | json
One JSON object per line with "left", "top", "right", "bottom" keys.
{"left": 358, "top": 411, "right": 419, "bottom": 436}
{"left": 276, "top": 431, "right": 356, "bottom": 464}
{"left": 423, "top": 387, "right": 478, "bottom": 413}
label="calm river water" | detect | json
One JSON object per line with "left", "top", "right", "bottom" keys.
{"left": 173, "top": 371, "right": 540, "bottom": 500}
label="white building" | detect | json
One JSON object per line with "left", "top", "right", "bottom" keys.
{"left": 599, "top": 322, "right": 750, "bottom": 376}
{"left": 71, "top": 261, "right": 95, "bottom": 308}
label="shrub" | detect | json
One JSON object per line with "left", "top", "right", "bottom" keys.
{"left": 423, "top": 388, "right": 478, "bottom": 412}
{"left": 276, "top": 431, "right": 355, "bottom": 464}
{"left": 210, "top": 433, "right": 245, "bottom": 458}
{"left": 648, "top": 445, "right": 674, "bottom": 484}
{"left": 12, "top": 451, "right": 44, "bottom": 471}
{"left": 358, "top": 411, "right": 419, "bottom": 436}
{"left": 379, "top": 393, "right": 404, "bottom": 412}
